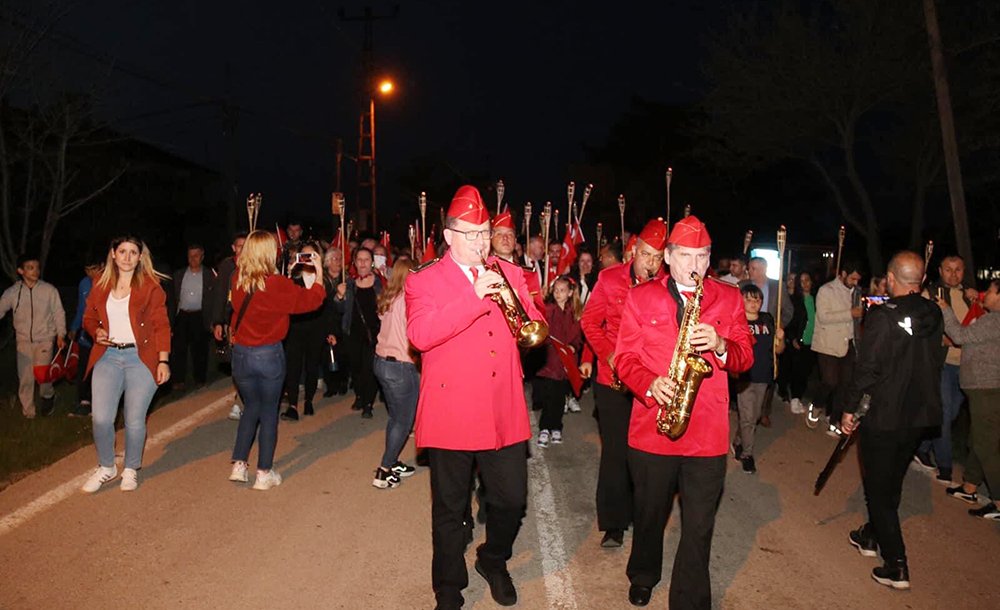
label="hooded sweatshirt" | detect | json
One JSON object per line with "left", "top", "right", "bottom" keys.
{"left": 0, "top": 280, "right": 66, "bottom": 344}
{"left": 846, "top": 293, "right": 944, "bottom": 431}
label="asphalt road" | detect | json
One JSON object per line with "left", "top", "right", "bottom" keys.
{"left": 0, "top": 380, "right": 997, "bottom": 609}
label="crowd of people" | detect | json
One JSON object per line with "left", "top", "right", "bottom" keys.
{"left": 1, "top": 184, "right": 998, "bottom": 608}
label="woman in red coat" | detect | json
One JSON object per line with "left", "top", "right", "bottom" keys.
{"left": 81, "top": 236, "right": 171, "bottom": 493}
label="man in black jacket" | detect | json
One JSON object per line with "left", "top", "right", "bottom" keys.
{"left": 841, "top": 251, "right": 944, "bottom": 591}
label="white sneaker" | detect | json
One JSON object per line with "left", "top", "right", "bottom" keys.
{"left": 806, "top": 405, "right": 820, "bottom": 429}
{"left": 81, "top": 465, "right": 118, "bottom": 493}
{"left": 551, "top": 430, "right": 563, "bottom": 444}
{"left": 120, "top": 468, "right": 139, "bottom": 491}
{"left": 566, "top": 397, "right": 581, "bottom": 413}
{"left": 252, "top": 469, "right": 282, "bottom": 491}
{"left": 826, "top": 425, "right": 842, "bottom": 438}
{"left": 229, "top": 461, "right": 249, "bottom": 482}
{"left": 228, "top": 404, "right": 242, "bottom": 420}
{"left": 790, "top": 398, "right": 805, "bottom": 415}
{"left": 537, "top": 430, "right": 550, "bottom": 448}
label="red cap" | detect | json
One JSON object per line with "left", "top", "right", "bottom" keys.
{"left": 446, "top": 185, "right": 490, "bottom": 225}
{"left": 667, "top": 215, "right": 712, "bottom": 248}
{"left": 625, "top": 234, "right": 638, "bottom": 253}
{"left": 637, "top": 217, "right": 668, "bottom": 250}
{"left": 492, "top": 208, "right": 515, "bottom": 231}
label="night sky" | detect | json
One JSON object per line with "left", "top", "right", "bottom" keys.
{"left": 35, "top": 0, "right": 724, "bottom": 229}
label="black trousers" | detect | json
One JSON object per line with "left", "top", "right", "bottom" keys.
{"left": 348, "top": 333, "right": 377, "bottom": 409}
{"left": 172, "top": 310, "right": 209, "bottom": 384}
{"left": 859, "top": 427, "right": 923, "bottom": 564}
{"left": 429, "top": 442, "right": 528, "bottom": 604}
{"left": 284, "top": 329, "right": 324, "bottom": 406}
{"left": 595, "top": 382, "right": 634, "bottom": 531}
{"left": 627, "top": 449, "right": 726, "bottom": 610}
{"left": 815, "top": 343, "right": 854, "bottom": 420}
{"left": 534, "top": 377, "right": 568, "bottom": 432}
{"left": 788, "top": 344, "right": 816, "bottom": 400}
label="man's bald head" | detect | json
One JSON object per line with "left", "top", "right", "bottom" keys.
{"left": 887, "top": 251, "right": 924, "bottom": 296}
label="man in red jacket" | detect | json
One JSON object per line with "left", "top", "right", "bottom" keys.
{"left": 491, "top": 208, "right": 545, "bottom": 312}
{"left": 406, "top": 186, "right": 544, "bottom": 610}
{"left": 580, "top": 218, "right": 668, "bottom": 549}
{"left": 615, "top": 216, "right": 754, "bottom": 609}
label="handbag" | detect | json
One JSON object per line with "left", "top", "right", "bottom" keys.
{"left": 216, "top": 289, "right": 254, "bottom": 363}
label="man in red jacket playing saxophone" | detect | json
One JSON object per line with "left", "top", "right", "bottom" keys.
{"left": 614, "top": 216, "right": 754, "bottom": 609}
{"left": 406, "top": 185, "right": 544, "bottom": 610}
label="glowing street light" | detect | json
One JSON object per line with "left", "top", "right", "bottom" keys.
{"left": 378, "top": 79, "right": 394, "bottom": 95}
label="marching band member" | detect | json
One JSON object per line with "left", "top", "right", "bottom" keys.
{"left": 580, "top": 218, "right": 668, "bottom": 549}
{"left": 491, "top": 208, "right": 544, "bottom": 312}
{"left": 615, "top": 216, "right": 753, "bottom": 608}
{"left": 406, "top": 186, "right": 544, "bottom": 610}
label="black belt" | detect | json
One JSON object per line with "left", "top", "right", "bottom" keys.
{"left": 109, "top": 342, "right": 136, "bottom": 350}
{"left": 378, "top": 355, "right": 398, "bottom": 362}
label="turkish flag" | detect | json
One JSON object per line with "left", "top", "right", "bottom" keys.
{"left": 550, "top": 336, "right": 583, "bottom": 397}
{"left": 331, "top": 230, "right": 351, "bottom": 270}
{"left": 422, "top": 234, "right": 437, "bottom": 263}
{"left": 381, "top": 231, "right": 394, "bottom": 266}
{"left": 963, "top": 301, "right": 986, "bottom": 326}
{"left": 555, "top": 220, "right": 585, "bottom": 277}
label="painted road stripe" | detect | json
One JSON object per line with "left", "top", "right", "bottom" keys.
{"left": 0, "top": 393, "right": 232, "bottom": 536}
{"left": 529, "top": 445, "right": 579, "bottom": 610}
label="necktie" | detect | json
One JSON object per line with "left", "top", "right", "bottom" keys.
{"left": 470, "top": 267, "right": 479, "bottom": 283}
{"left": 681, "top": 290, "right": 695, "bottom": 300}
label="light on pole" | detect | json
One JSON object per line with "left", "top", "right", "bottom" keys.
{"left": 360, "top": 77, "right": 395, "bottom": 231}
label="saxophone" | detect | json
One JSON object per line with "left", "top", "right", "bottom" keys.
{"left": 656, "top": 272, "right": 714, "bottom": 440}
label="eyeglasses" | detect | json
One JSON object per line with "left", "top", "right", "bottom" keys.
{"left": 448, "top": 228, "right": 494, "bottom": 241}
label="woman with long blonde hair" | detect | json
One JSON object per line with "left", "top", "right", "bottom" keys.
{"left": 81, "top": 236, "right": 171, "bottom": 493}
{"left": 227, "top": 230, "right": 326, "bottom": 490}
{"left": 370, "top": 258, "right": 419, "bottom": 488}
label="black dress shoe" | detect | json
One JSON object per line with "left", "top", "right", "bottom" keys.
{"left": 474, "top": 560, "right": 517, "bottom": 606}
{"left": 303, "top": 401, "right": 314, "bottom": 416}
{"left": 350, "top": 400, "right": 363, "bottom": 411}
{"left": 628, "top": 585, "right": 652, "bottom": 606}
{"left": 434, "top": 590, "right": 464, "bottom": 610}
{"left": 601, "top": 529, "right": 624, "bottom": 548}
{"left": 280, "top": 406, "right": 299, "bottom": 421}
{"left": 361, "top": 407, "right": 373, "bottom": 419}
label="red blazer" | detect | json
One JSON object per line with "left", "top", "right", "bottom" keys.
{"left": 406, "top": 254, "right": 544, "bottom": 451}
{"left": 615, "top": 276, "right": 754, "bottom": 456}
{"left": 580, "top": 263, "right": 665, "bottom": 387}
{"left": 83, "top": 279, "right": 171, "bottom": 380}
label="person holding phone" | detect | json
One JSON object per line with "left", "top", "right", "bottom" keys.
{"left": 227, "top": 231, "right": 325, "bottom": 490}
{"left": 80, "top": 236, "right": 171, "bottom": 493}
{"left": 281, "top": 241, "right": 327, "bottom": 421}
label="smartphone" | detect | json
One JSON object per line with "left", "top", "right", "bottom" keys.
{"left": 295, "top": 252, "right": 313, "bottom": 265}
{"left": 373, "top": 254, "right": 387, "bottom": 268}
{"left": 864, "top": 296, "right": 888, "bottom": 307}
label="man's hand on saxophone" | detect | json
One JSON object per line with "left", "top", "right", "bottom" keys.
{"left": 648, "top": 376, "right": 677, "bottom": 406}
{"left": 689, "top": 322, "right": 726, "bottom": 356}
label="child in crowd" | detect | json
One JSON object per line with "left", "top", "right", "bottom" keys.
{"left": 731, "top": 283, "right": 784, "bottom": 473}
{"left": 534, "top": 276, "right": 583, "bottom": 447}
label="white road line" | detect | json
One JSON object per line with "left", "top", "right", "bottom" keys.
{"left": 529, "top": 447, "right": 579, "bottom": 610}
{"left": 0, "top": 393, "right": 232, "bottom": 537}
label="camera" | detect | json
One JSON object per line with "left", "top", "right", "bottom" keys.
{"left": 295, "top": 252, "right": 313, "bottom": 265}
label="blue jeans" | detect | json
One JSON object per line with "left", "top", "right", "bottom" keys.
{"left": 373, "top": 355, "right": 419, "bottom": 470}
{"left": 919, "top": 364, "right": 964, "bottom": 475}
{"left": 91, "top": 347, "right": 158, "bottom": 469}
{"left": 231, "top": 343, "right": 286, "bottom": 470}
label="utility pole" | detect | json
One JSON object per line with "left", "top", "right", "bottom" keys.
{"left": 339, "top": 4, "right": 399, "bottom": 232}
{"left": 923, "top": 0, "right": 974, "bottom": 280}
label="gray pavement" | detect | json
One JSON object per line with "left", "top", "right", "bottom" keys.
{"left": 0, "top": 380, "right": 998, "bottom": 609}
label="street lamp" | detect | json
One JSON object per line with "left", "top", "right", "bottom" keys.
{"left": 360, "top": 77, "right": 396, "bottom": 231}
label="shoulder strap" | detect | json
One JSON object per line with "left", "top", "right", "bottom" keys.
{"left": 231, "top": 289, "right": 255, "bottom": 339}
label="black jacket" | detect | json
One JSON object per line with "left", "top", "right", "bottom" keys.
{"left": 170, "top": 266, "right": 217, "bottom": 331}
{"left": 846, "top": 293, "right": 944, "bottom": 431}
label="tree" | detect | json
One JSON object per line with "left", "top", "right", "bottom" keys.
{"left": 697, "top": 0, "right": 937, "bottom": 273}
